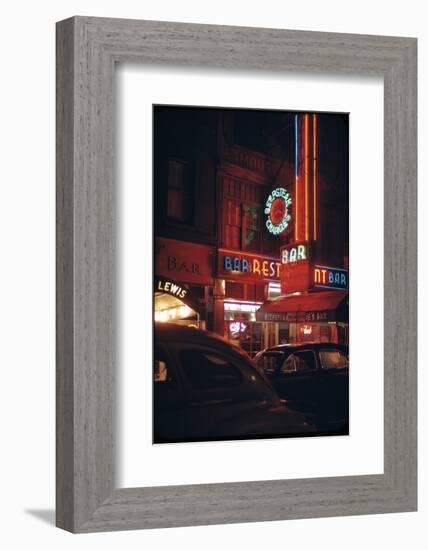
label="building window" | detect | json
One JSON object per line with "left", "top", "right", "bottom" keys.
{"left": 167, "top": 158, "right": 192, "bottom": 223}
{"left": 223, "top": 175, "right": 261, "bottom": 251}
{"left": 225, "top": 281, "right": 245, "bottom": 301}
{"left": 225, "top": 199, "right": 241, "bottom": 248}
{"left": 242, "top": 204, "right": 260, "bottom": 251}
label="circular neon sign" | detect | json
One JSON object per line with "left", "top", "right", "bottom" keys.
{"left": 264, "top": 187, "right": 292, "bottom": 235}
{"left": 229, "top": 321, "right": 247, "bottom": 335}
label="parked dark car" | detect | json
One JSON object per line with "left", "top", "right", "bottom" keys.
{"left": 154, "top": 323, "right": 314, "bottom": 443}
{"left": 254, "top": 343, "right": 349, "bottom": 434}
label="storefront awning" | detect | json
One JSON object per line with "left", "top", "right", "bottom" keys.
{"left": 154, "top": 276, "right": 204, "bottom": 323}
{"left": 256, "top": 290, "right": 348, "bottom": 323}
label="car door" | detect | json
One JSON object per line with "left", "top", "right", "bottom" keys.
{"left": 170, "top": 344, "right": 274, "bottom": 440}
{"left": 273, "top": 350, "right": 318, "bottom": 415}
{"left": 153, "top": 344, "right": 186, "bottom": 443}
{"left": 317, "top": 348, "right": 349, "bottom": 424}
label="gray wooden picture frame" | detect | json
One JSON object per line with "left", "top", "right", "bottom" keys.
{"left": 56, "top": 16, "right": 417, "bottom": 533}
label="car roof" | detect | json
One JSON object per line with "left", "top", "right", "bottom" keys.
{"left": 155, "top": 322, "right": 225, "bottom": 343}
{"left": 154, "top": 323, "right": 252, "bottom": 360}
{"left": 263, "top": 342, "right": 348, "bottom": 353}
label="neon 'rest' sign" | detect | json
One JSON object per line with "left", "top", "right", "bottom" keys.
{"left": 265, "top": 187, "right": 292, "bottom": 235}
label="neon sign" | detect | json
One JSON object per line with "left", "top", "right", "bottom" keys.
{"left": 229, "top": 321, "right": 247, "bottom": 335}
{"left": 301, "top": 324, "right": 313, "bottom": 335}
{"left": 264, "top": 187, "right": 292, "bottom": 235}
{"left": 281, "top": 243, "right": 307, "bottom": 264}
{"left": 223, "top": 255, "right": 281, "bottom": 278}
{"left": 156, "top": 278, "right": 187, "bottom": 299}
{"left": 218, "top": 250, "right": 281, "bottom": 281}
{"left": 313, "top": 265, "right": 348, "bottom": 290}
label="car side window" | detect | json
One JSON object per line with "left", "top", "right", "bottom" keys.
{"left": 281, "top": 354, "right": 297, "bottom": 373}
{"left": 281, "top": 351, "right": 316, "bottom": 373}
{"left": 154, "top": 348, "right": 173, "bottom": 383}
{"left": 179, "top": 349, "right": 243, "bottom": 391}
{"left": 258, "top": 352, "right": 283, "bottom": 375}
{"left": 319, "top": 349, "right": 349, "bottom": 370}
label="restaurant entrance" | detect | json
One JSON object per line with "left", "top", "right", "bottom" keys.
{"left": 256, "top": 290, "right": 349, "bottom": 346}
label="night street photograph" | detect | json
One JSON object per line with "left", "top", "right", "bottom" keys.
{"left": 153, "top": 105, "right": 349, "bottom": 444}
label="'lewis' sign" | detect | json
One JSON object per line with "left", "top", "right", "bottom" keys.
{"left": 156, "top": 278, "right": 188, "bottom": 299}
{"left": 154, "top": 276, "right": 202, "bottom": 316}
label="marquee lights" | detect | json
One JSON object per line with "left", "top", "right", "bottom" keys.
{"left": 155, "top": 305, "right": 193, "bottom": 322}
{"left": 264, "top": 187, "right": 292, "bottom": 235}
{"left": 224, "top": 302, "right": 261, "bottom": 313}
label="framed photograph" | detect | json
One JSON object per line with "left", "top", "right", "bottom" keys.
{"left": 151, "top": 105, "right": 350, "bottom": 446}
{"left": 56, "top": 17, "right": 417, "bottom": 532}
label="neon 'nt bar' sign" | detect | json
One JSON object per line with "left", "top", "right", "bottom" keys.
{"left": 313, "top": 265, "right": 348, "bottom": 290}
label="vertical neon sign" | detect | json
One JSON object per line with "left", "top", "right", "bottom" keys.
{"left": 313, "top": 113, "right": 317, "bottom": 240}
{"left": 304, "top": 114, "right": 309, "bottom": 241}
{"left": 295, "top": 114, "right": 299, "bottom": 241}
{"left": 295, "top": 114, "right": 299, "bottom": 179}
